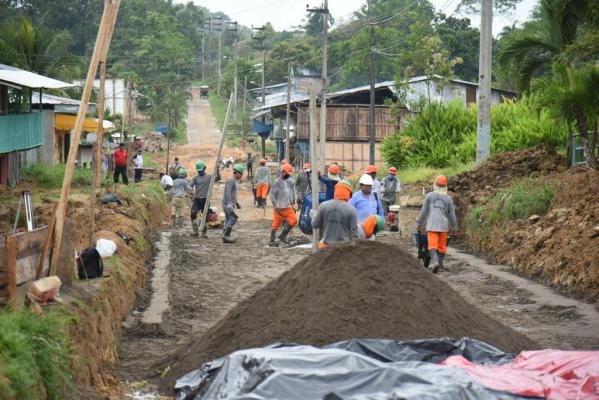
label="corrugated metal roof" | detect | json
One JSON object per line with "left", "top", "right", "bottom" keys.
{"left": 31, "top": 93, "right": 89, "bottom": 105}
{"left": 0, "top": 63, "right": 72, "bottom": 89}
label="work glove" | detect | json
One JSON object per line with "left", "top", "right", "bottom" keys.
{"left": 236, "top": 202, "right": 241, "bottom": 209}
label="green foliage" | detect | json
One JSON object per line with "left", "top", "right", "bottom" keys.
{"left": 436, "top": 16, "right": 480, "bottom": 82}
{"left": 0, "top": 310, "right": 73, "bottom": 400}
{"left": 22, "top": 163, "right": 92, "bottom": 188}
{"left": 397, "top": 161, "right": 475, "bottom": 185}
{"left": 466, "top": 181, "right": 554, "bottom": 240}
{"left": 383, "top": 97, "right": 567, "bottom": 168}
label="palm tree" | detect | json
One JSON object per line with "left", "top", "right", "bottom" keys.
{"left": 498, "top": 0, "right": 588, "bottom": 91}
{"left": 0, "top": 16, "right": 76, "bottom": 79}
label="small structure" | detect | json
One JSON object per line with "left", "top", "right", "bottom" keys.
{"left": 199, "top": 85, "right": 210, "bottom": 98}
{"left": 0, "top": 64, "right": 71, "bottom": 186}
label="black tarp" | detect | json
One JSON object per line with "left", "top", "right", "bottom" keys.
{"left": 174, "top": 337, "right": 537, "bottom": 400}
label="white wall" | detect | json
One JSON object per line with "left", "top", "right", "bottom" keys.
{"left": 73, "top": 78, "right": 126, "bottom": 115}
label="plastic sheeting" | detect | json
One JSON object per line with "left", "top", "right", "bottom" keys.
{"left": 174, "top": 337, "right": 529, "bottom": 400}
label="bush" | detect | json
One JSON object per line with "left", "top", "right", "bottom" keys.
{"left": 22, "top": 163, "right": 92, "bottom": 188}
{"left": 0, "top": 310, "right": 73, "bottom": 399}
{"left": 383, "top": 95, "right": 567, "bottom": 168}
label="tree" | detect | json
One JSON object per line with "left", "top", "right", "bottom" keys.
{"left": 265, "top": 37, "right": 320, "bottom": 84}
{"left": 302, "top": 11, "right": 334, "bottom": 36}
{"left": 0, "top": 16, "right": 77, "bottom": 79}
{"left": 436, "top": 16, "right": 480, "bottom": 82}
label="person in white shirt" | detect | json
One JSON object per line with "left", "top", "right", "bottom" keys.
{"left": 160, "top": 173, "right": 173, "bottom": 190}
{"left": 133, "top": 150, "right": 144, "bottom": 182}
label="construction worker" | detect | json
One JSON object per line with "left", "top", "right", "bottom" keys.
{"left": 159, "top": 172, "right": 173, "bottom": 191}
{"left": 189, "top": 160, "right": 211, "bottom": 238}
{"left": 269, "top": 163, "right": 297, "bottom": 247}
{"left": 381, "top": 167, "right": 401, "bottom": 214}
{"left": 295, "top": 163, "right": 311, "bottom": 210}
{"left": 254, "top": 159, "right": 270, "bottom": 208}
{"left": 366, "top": 165, "right": 382, "bottom": 197}
{"left": 113, "top": 143, "right": 128, "bottom": 184}
{"left": 222, "top": 164, "right": 244, "bottom": 243}
{"left": 349, "top": 174, "right": 385, "bottom": 225}
{"left": 416, "top": 175, "right": 458, "bottom": 273}
{"left": 169, "top": 157, "right": 182, "bottom": 177}
{"left": 171, "top": 169, "right": 189, "bottom": 228}
{"left": 311, "top": 180, "right": 358, "bottom": 249}
{"left": 247, "top": 153, "right": 254, "bottom": 178}
{"left": 132, "top": 150, "right": 144, "bottom": 182}
{"left": 359, "top": 215, "right": 385, "bottom": 239}
{"left": 319, "top": 164, "right": 340, "bottom": 200}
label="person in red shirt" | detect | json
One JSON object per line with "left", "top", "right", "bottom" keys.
{"left": 113, "top": 143, "right": 129, "bottom": 185}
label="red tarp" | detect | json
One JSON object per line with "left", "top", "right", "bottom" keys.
{"left": 441, "top": 350, "right": 599, "bottom": 399}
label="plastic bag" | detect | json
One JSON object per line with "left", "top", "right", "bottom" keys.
{"left": 96, "top": 238, "right": 117, "bottom": 257}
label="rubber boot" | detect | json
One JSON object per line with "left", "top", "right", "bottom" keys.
{"left": 222, "top": 227, "right": 235, "bottom": 243}
{"left": 433, "top": 253, "right": 444, "bottom": 274}
{"left": 279, "top": 227, "right": 292, "bottom": 245}
{"left": 190, "top": 220, "right": 199, "bottom": 237}
{"left": 269, "top": 230, "right": 279, "bottom": 247}
{"left": 429, "top": 249, "right": 438, "bottom": 271}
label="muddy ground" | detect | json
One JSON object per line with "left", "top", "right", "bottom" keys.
{"left": 116, "top": 90, "right": 599, "bottom": 397}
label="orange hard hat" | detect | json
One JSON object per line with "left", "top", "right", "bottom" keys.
{"left": 389, "top": 167, "right": 397, "bottom": 175}
{"left": 281, "top": 163, "right": 293, "bottom": 174}
{"left": 259, "top": 159, "right": 266, "bottom": 165}
{"left": 366, "top": 165, "right": 377, "bottom": 174}
{"left": 303, "top": 163, "right": 311, "bottom": 169}
{"left": 281, "top": 159, "right": 288, "bottom": 165}
{"left": 328, "top": 164, "right": 340, "bottom": 174}
{"left": 435, "top": 175, "right": 448, "bottom": 186}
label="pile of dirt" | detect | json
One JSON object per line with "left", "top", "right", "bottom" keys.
{"left": 160, "top": 240, "right": 533, "bottom": 389}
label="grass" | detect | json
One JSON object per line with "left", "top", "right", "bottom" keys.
{"left": 0, "top": 310, "right": 74, "bottom": 400}
{"left": 104, "top": 256, "right": 130, "bottom": 289}
{"left": 466, "top": 180, "right": 554, "bottom": 241}
{"left": 397, "top": 161, "right": 475, "bottom": 185}
{"left": 22, "top": 163, "right": 92, "bottom": 188}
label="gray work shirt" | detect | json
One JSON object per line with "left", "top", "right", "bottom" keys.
{"left": 270, "top": 177, "right": 294, "bottom": 209}
{"left": 381, "top": 175, "right": 401, "bottom": 202}
{"left": 222, "top": 177, "right": 238, "bottom": 206}
{"left": 255, "top": 166, "right": 271, "bottom": 184}
{"left": 295, "top": 172, "right": 310, "bottom": 199}
{"left": 416, "top": 191, "right": 458, "bottom": 232}
{"left": 311, "top": 199, "right": 359, "bottom": 245}
{"left": 172, "top": 178, "right": 189, "bottom": 198}
{"left": 190, "top": 174, "right": 212, "bottom": 198}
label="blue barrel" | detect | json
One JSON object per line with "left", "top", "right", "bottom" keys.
{"left": 299, "top": 192, "right": 327, "bottom": 235}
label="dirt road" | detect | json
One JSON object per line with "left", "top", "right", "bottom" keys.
{"left": 117, "top": 93, "right": 599, "bottom": 397}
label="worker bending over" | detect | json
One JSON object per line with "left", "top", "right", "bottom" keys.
{"left": 416, "top": 175, "right": 458, "bottom": 273}
{"left": 189, "top": 160, "right": 211, "bottom": 238}
{"left": 222, "top": 164, "right": 244, "bottom": 243}
{"left": 311, "top": 180, "right": 358, "bottom": 249}
{"left": 269, "top": 163, "right": 297, "bottom": 247}
{"left": 359, "top": 215, "right": 385, "bottom": 239}
{"left": 254, "top": 159, "right": 270, "bottom": 208}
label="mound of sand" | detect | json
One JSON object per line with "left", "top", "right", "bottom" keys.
{"left": 160, "top": 241, "right": 533, "bottom": 388}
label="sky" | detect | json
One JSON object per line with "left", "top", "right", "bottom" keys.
{"left": 185, "top": 0, "right": 537, "bottom": 36}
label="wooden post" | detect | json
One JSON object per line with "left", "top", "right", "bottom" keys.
{"left": 285, "top": 62, "right": 292, "bottom": 161}
{"left": 6, "top": 235, "right": 17, "bottom": 310}
{"left": 199, "top": 93, "right": 233, "bottom": 233}
{"left": 37, "top": 202, "right": 58, "bottom": 279}
{"left": 309, "top": 82, "right": 319, "bottom": 252}
{"left": 50, "top": 0, "right": 121, "bottom": 275}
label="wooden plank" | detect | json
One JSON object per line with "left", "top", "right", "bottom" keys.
{"left": 6, "top": 235, "right": 16, "bottom": 310}
{"left": 13, "top": 226, "right": 47, "bottom": 258}
{"left": 37, "top": 202, "right": 57, "bottom": 279}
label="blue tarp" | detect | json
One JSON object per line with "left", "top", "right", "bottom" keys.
{"left": 252, "top": 118, "right": 273, "bottom": 140}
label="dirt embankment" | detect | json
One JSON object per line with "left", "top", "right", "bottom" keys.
{"left": 160, "top": 240, "right": 533, "bottom": 390}
{"left": 450, "top": 147, "right": 599, "bottom": 300}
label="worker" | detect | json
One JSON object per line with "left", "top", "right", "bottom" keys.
{"left": 295, "top": 163, "right": 311, "bottom": 211}
{"left": 113, "top": 143, "right": 128, "bottom": 185}
{"left": 327, "top": 163, "right": 341, "bottom": 182}
{"left": 381, "top": 167, "right": 401, "bottom": 214}
{"left": 254, "top": 159, "right": 270, "bottom": 208}
{"left": 318, "top": 165, "right": 339, "bottom": 201}
{"left": 169, "top": 157, "right": 182, "bottom": 176}
{"left": 311, "top": 180, "right": 358, "bottom": 249}
{"left": 132, "top": 150, "right": 144, "bottom": 183}
{"left": 366, "top": 165, "right": 382, "bottom": 197}
{"left": 247, "top": 153, "right": 254, "bottom": 179}
{"left": 189, "top": 160, "right": 211, "bottom": 238}
{"left": 222, "top": 164, "right": 244, "bottom": 243}
{"left": 171, "top": 169, "right": 189, "bottom": 228}
{"left": 416, "top": 175, "right": 458, "bottom": 273}
{"left": 349, "top": 174, "right": 385, "bottom": 225}
{"left": 159, "top": 172, "right": 173, "bottom": 191}
{"left": 269, "top": 163, "right": 297, "bottom": 247}
{"left": 358, "top": 215, "right": 385, "bottom": 239}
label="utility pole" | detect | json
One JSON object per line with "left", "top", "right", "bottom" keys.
{"left": 233, "top": 40, "right": 238, "bottom": 121}
{"left": 201, "top": 31, "right": 206, "bottom": 81}
{"left": 252, "top": 25, "right": 267, "bottom": 157}
{"left": 308, "top": 1, "right": 329, "bottom": 171}
{"left": 121, "top": 78, "right": 128, "bottom": 143}
{"left": 368, "top": 0, "right": 376, "bottom": 165}
{"left": 309, "top": 80, "right": 320, "bottom": 252}
{"left": 217, "top": 31, "right": 223, "bottom": 96}
{"left": 285, "top": 62, "right": 292, "bottom": 161}
{"left": 165, "top": 106, "right": 172, "bottom": 174}
{"left": 476, "top": 0, "right": 493, "bottom": 165}
{"left": 243, "top": 75, "right": 248, "bottom": 136}
{"left": 89, "top": 60, "right": 106, "bottom": 247}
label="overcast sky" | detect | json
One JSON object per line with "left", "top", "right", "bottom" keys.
{"left": 185, "top": 0, "right": 537, "bottom": 36}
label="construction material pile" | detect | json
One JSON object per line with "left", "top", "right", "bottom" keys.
{"left": 142, "top": 132, "right": 166, "bottom": 153}
{"left": 161, "top": 240, "right": 533, "bottom": 389}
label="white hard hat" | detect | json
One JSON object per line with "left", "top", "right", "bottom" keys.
{"left": 359, "top": 174, "right": 374, "bottom": 185}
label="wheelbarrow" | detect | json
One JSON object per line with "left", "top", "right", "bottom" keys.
{"left": 411, "top": 232, "right": 430, "bottom": 268}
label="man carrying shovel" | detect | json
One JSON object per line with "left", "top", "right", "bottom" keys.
{"left": 416, "top": 175, "right": 458, "bottom": 273}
